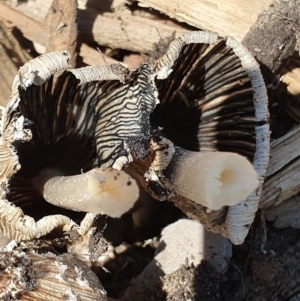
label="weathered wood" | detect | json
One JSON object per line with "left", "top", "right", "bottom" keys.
{"left": 0, "top": 21, "right": 32, "bottom": 106}
{"left": 136, "top": 0, "right": 273, "bottom": 42}
{"left": 260, "top": 126, "right": 300, "bottom": 209}
{"left": 77, "top": 10, "right": 187, "bottom": 53}
{"left": 0, "top": 1, "right": 187, "bottom": 54}
{"left": 0, "top": 3, "right": 46, "bottom": 46}
{"left": 44, "top": 0, "right": 78, "bottom": 66}
{"left": 4, "top": 0, "right": 52, "bottom": 21}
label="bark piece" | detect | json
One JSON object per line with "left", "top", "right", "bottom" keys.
{"left": 243, "top": 0, "right": 300, "bottom": 73}
{"left": 136, "top": 0, "right": 273, "bottom": 42}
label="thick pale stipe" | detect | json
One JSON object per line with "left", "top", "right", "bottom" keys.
{"left": 43, "top": 168, "right": 139, "bottom": 218}
{"left": 167, "top": 148, "right": 259, "bottom": 210}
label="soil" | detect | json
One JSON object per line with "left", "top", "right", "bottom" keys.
{"left": 96, "top": 213, "right": 300, "bottom": 300}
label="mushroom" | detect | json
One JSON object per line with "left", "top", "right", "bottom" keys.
{"left": 166, "top": 147, "right": 259, "bottom": 211}
{"left": 149, "top": 31, "right": 269, "bottom": 244}
{"left": 0, "top": 32, "right": 269, "bottom": 246}
{"left": 0, "top": 51, "right": 158, "bottom": 242}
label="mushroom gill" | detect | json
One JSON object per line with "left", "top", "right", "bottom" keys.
{"left": 151, "top": 32, "right": 269, "bottom": 244}
{"left": 7, "top": 71, "right": 97, "bottom": 221}
{"left": 1, "top": 52, "right": 158, "bottom": 241}
{"left": 152, "top": 34, "right": 257, "bottom": 159}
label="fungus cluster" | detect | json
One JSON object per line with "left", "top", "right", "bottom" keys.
{"left": 0, "top": 31, "right": 269, "bottom": 246}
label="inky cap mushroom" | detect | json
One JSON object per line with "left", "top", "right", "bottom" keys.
{"left": 0, "top": 52, "right": 158, "bottom": 242}
{"left": 149, "top": 31, "right": 269, "bottom": 244}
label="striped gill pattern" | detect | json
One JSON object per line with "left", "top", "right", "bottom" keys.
{"left": 0, "top": 53, "right": 158, "bottom": 242}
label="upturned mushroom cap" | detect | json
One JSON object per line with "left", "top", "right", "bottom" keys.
{"left": 0, "top": 52, "right": 158, "bottom": 242}
{"left": 150, "top": 31, "right": 269, "bottom": 244}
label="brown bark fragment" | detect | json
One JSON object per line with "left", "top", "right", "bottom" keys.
{"left": 242, "top": 0, "right": 300, "bottom": 73}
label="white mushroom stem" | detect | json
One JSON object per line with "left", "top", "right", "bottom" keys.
{"left": 167, "top": 148, "right": 259, "bottom": 211}
{"left": 43, "top": 168, "right": 139, "bottom": 218}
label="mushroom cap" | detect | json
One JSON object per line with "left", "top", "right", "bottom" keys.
{"left": 0, "top": 52, "right": 158, "bottom": 242}
{"left": 151, "top": 31, "right": 269, "bottom": 244}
